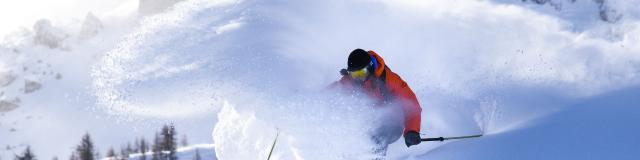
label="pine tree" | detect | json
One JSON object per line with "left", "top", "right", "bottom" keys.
{"left": 119, "top": 147, "right": 129, "bottom": 160}
{"left": 15, "top": 146, "right": 36, "bottom": 160}
{"left": 139, "top": 138, "right": 148, "bottom": 160}
{"left": 106, "top": 148, "right": 116, "bottom": 159}
{"left": 134, "top": 138, "right": 141, "bottom": 153}
{"left": 76, "top": 133, "right": 97, "bottom": 160}
{"left": 160, "top": 124, "right": 177, "bottom": 160}
{"left": 126, "top": 143, "right": 133, "bottom": 155}
{"left": 192, "top": 149, "right": 200, "bottom": 160}
{"left": 151, "top": 133, "right": 161, "bottom": 160}
{"left": 181, "top": 134, "right": 188, "bottom": 147}
{"left": 169, "top": 124, "right": 177, "bottom": 160}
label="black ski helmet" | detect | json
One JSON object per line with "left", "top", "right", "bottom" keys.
{"left": 347, "top": 49, "right": 371, "bottom": 71}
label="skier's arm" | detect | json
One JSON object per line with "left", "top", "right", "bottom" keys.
{"left": 397, "top": 83, "right": 422, "bottom": 134}
{"left": 326, "top": 71, "right": 352, "bottom": 90}
{"left": 387, "top": 73, "right": 422, "bottom": 134}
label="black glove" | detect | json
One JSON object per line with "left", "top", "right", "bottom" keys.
{"left": 340, "top": 68, "right": 348, "bottom": 76}
{"left": 404, "top": 131, "right": 421, "bottom": 147}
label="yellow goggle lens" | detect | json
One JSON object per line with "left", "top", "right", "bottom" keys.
{"left": 349, "top": 67, "right": 368, "bottom": 80}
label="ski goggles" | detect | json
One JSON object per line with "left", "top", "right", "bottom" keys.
{"left": 348, "top": 66, "right": 369, "bottom": 80}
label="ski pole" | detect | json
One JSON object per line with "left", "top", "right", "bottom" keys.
{"left": 421, "top": 134, "right": 483, "bottom": 142}
{"left": 266, "top": 129, "right": 279, "bottom": 160}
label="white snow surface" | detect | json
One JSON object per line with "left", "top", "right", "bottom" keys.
{"left": 102, "top": 144, "right": 217, "bottom": 160}
{"left": 2, "top": 0, "right": 640, "bottom": 159}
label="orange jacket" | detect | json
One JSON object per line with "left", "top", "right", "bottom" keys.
{"left": 331, "top": 50, "right": 422, "bottom": 134}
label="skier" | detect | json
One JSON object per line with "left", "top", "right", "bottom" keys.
{"left": 330, "top": 49, "right": 422, "bottom": 155}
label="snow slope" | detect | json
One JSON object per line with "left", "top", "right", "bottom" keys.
{"left": 91, "top": 0, "right": 640, "bottom": 159}
{"left": 424, "top": 86, "right": 640, "bottom": 159}
{"left": 2, "top": 0, "right": 640, "bottom": 159}
{"left": 0, "top": 1, "right": 215, "bottom": 159}
{"left": 105, "top": 144, "right": 217, "bottom": 160}
{"left": 174, "top": 144, "right": 217, "bottom": 160}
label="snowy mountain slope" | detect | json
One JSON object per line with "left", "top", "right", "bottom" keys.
{"left": 423, "top": 86, "right": 640, "bottom": 159}
{"left": 89, "top": 0, "right": 640, "bottom": 159}
{"left": 0, "top": 1, "right": 216, "bottom": 159}
{"left": 1, "top": 0, "right": 640, "bottom": 159}
{"left": 492, "top": 0, "right": 640, "bottom": 40}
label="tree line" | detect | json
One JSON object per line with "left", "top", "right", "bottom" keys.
{"left": 14, "top": 123, "right": 200, "bottom": 160}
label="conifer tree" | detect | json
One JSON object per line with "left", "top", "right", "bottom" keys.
{"left": 76, "top": 133, "right": 97, "bottom": 160}
{"left": 119, "top": 147, "right": 129, "bottom": 160}
{"left": 15, "top": 146, "right": 36, "bottom": 160}
{"left": 134, "top": 138, "right": 141, "bottom": 153}
{"left": 106, "top": 148, "right": 116, "bottom": 159}
{"left": 151, "top": 133, "right": 161, "bottom": 160}
{"left": 181, "top": 135, "right": 188, "bottom": 147}
{"left": 126, "top": 143, "right": 133, "bottom": 155}
{"left": 139, "top": 138, "right": 148, "bottom": 160}
{"left": 160, "top": 124, "right": 177, "bottom": 160}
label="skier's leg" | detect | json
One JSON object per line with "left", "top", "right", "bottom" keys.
{"left": 369, "top": 110, "right": 403, "bottom": 159}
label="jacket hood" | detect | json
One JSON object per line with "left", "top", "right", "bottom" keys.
{"left": 367, "top": 50, "right": 386, "bottom": 77}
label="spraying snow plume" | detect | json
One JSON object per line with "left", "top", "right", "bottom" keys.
{"left": 212, "top": 93, "right": 389, "bottom": 159}
{"left": 89, "top": 0, "right": 640, "bottom": 159}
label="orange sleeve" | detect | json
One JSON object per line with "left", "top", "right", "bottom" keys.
{"left": 327, "top": 75, "right": 353, "bottom": 90}
{"left": 387, "top": 72, "right": 422, "bottom": 134}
